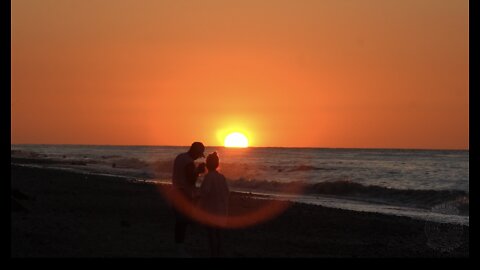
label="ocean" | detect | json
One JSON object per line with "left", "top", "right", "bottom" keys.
{"left": 11, "top": 144, "right": 469, "bottom": 225}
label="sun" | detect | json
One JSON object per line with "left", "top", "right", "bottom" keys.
{"left": 224, "top": 132, "right": 249, "bottom": 148}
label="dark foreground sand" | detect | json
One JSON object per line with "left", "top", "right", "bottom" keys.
{"left": 11, "top": 164, "right": 468, "bottom": 257}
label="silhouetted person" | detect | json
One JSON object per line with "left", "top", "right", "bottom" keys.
{"left": 171, "top": 142, "right": 206, "bottom": 255}
{"left": 198, "top": 152, "right": 229, "bottom": 257}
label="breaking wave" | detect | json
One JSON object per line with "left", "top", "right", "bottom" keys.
{"left": 228, "top": 178, "right": 469, "bottom": 213}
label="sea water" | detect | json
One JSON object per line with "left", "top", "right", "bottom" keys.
{"left": 11, "top": 144, "right": 469, "bottom": 225}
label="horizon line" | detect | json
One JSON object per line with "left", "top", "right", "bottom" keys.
{"left": 10, "top": 142, "right": 469, "bottom": 151}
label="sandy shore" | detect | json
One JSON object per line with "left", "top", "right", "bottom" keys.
{"left": 11, "top": 164, "right": 468, "bottom": 257}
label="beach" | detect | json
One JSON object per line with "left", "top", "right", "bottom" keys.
{"left": 11, "top": 163, "right": 469, "bottom": 257}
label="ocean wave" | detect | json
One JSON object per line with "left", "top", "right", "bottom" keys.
{"left": 11, "top": 150, "right": 48, "bottom": 159}
{"left": 150, "top": 160, "right": 174, "bottom": 174}
{"left": 228, "top": 179, "right": 469, "bottom": 211}
{"left": 110, "top": 157, "right": 149, "bottom": 169}
{"left": 101, "top": 155, "right": 121, "bottom": 159}
{"left": 286, "top": 165, "right": 336, "bottom": 172}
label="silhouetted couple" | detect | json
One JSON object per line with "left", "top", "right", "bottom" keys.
{"left": 171, "top": 142, "right": 229, "bottom": 257}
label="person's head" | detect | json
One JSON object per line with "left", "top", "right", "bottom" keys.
{"left": 188, "top": 142, "right": 205, "bottom": 160}
{"left": 206, "top": 152, "right": 219, "bottom": 172}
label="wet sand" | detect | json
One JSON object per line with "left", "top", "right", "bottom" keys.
{"left": 11, "top": 164, "right": 468, "bottom": 257}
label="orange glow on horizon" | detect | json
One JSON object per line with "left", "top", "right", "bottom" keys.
{"left": 11, "top": 0, "right": 469, "bottom": 150}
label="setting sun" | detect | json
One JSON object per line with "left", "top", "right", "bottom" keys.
{"left": 224, "top": 132, "right": 249, "bottom": 148}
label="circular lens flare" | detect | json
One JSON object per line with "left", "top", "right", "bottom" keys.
{"left": 157, "top": 183, "right": 305, "bottom": 229}
{"left": 224, "top": 132, "right": 249, "bottom": 148}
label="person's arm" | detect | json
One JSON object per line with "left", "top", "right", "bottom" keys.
{"left": 224, "top": 177, "right": 230, "bottom": 198}
{"left": 185, "top": 162, "right": 206, "bottom": 186}
{"left": 199, "top": 177, "right": 211, "bottom": 197}
{"left": 185, "top": 162, "right": 197, "bottom": 187}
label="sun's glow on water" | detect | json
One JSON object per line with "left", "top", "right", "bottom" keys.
{"left": 224, "top": 132, "right": 249, "bottom": 148}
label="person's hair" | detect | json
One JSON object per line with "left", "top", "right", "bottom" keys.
{"left": 189, "top": 141, "right": 205, "bottom": 153}
{"left": 206, "top": 152, "right": 219, "bottom": 171}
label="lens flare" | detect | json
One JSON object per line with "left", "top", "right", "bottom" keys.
{"left": 157, "top": 183, "right": 305, "bottom": 229}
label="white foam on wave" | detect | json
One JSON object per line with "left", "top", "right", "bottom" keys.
{"left": 242, "top": 191, "right": 469, "bottom": 226}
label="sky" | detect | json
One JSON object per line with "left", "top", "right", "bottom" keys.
{"left": 11, "top": 0, "right": 469, "bottom": 149}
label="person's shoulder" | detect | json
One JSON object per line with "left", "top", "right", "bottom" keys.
{"left": 178, "top": 152, "right": 189, "bottom": 158}
{"left": 202, "top": 171, "right": 211, "bottom": 178}
{"left": 176, "top": 152, "right": 192, "bottom": 162}
{"left": 216, "top": 172, "right": 227, "bottom": 180}
{"left": 204, "top": 171, "right": 220, "bottom": 179}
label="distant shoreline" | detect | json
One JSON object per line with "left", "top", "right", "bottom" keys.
{"left": 11, "top": 143, "right": 469, "bottom": 152}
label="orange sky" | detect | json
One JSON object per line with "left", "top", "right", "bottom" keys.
{"left": 11, "top": 0, "right": 469, "bottom": 149}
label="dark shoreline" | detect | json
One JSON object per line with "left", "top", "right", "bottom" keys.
{"left": 11, "top": 164, "right": 469, "bottom": 257}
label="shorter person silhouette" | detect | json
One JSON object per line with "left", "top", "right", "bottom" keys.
{"left": 198, "top": 152, "right": 230, "bottom": 257}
